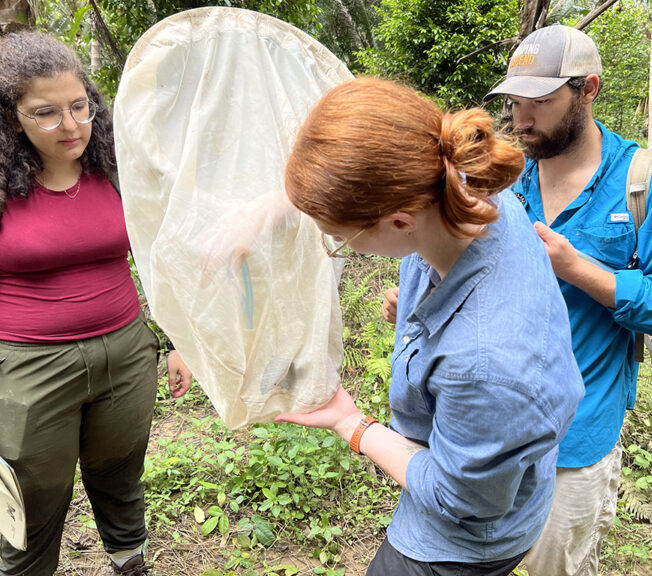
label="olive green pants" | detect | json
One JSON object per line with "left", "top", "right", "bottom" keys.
{"left": 0, "top": 314, "right": 158, "bottom": 576}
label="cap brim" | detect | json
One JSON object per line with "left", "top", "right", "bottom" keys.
{"left": 483, "top": 76, "right": 570, "bottom": 102}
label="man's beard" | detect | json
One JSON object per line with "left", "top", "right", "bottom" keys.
{"left": 520, "top": 95, "right": 586, "bottom": 160}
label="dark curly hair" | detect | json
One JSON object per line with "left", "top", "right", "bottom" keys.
{"left": 0, "top": 31, "right": 117, "bottom": 215}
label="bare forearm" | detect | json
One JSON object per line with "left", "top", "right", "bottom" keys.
{"left": 335, "top": 414, "right": 426, "bottom": 490}
{"left": 361, "top": 425, "right": 425, "bottom": 489}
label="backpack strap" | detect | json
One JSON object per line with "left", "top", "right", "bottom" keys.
{"left": 625, "top": 147, "right": 652, "bottom": 362}
{"left": 626, "top": 147, "right": 652, "bottom": 230}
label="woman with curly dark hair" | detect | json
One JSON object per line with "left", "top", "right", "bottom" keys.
{"left": 0, "top": 31, "right": 190, "bottom": 576}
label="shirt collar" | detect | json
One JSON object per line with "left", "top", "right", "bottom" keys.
{"left": 410, "top": 195, "right": 506, "bottom": 336}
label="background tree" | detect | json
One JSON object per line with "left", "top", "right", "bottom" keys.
{"left": 0, "top": 0, "right": 38, "bottom": 32}
{"left": 568, "top": 0, "right": 651, "bottom": 143}
{"left": 356, "top": 0, "right": 520, "bottom": 107}
{"left": 354, "top": 0, "right": 649, "bottom": 142}
{"left": 33, "top": 0, "right": 650, "bottom": 140}
{"left": 519, "top": 0, "right": 551, "bottom": 37}
{"left": 37, "top": 0, "right": 324, "bottom": 95}
{"left": 314, "top": 0, "right": 380, "bottom": 69}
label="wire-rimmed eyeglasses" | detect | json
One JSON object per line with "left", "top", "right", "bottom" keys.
{"left": 320, "top": 228, "right": 365, "bottom": 258}
{"left": 17, "top": 100, "right": 97, "bottom": 131}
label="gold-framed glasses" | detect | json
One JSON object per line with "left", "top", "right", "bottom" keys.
{"left": 17, "top": 100, "right": 97, "bottom": 131}
{"left": 320, "top": 228, "right": 365, "bottom": 258}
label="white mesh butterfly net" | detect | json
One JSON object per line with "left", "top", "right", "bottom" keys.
{"left": 114, "top": 7, "right": 353, "bottom": 428}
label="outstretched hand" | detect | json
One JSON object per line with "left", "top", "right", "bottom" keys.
{"left": 275, "top": 385, "right": 362, "bottom": 441}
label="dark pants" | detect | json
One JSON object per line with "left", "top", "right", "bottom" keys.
{"left": 0, "top": 314, "right": 158, "bottom": 576}
{"left": 367, "top": 538, "right": 526, "bottom": 576}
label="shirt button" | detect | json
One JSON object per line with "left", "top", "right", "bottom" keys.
{"left": 403, "top": 336, "right": 410, "bottom": 344}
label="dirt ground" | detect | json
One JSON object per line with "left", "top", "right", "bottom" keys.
{"left": 51, "top": 378, "right": 651, "bottom": 576}
{"left": 53, "top": 403, "right": 378, "bottom": 576}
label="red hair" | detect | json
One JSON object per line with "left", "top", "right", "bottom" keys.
{"left": 285, "top": 78, "right": 524, "bottom": 238}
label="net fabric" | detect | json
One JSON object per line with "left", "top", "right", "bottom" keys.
{"left": 114, "top": 7, "right": 353, "bottom": 428}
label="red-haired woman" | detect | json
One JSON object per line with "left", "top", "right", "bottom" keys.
{"left": 277, "top": 78, "right": 584, "bottom": 576}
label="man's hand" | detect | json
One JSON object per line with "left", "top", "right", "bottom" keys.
{"left": 166, "top": 350, "right": 193, "bottom": 398}
{"left": 534, "top": 221, "right": 579, "bottom": 282}
{"left": 534, "top": 221, "right": 615, "bottom": 308}
{"left": 382, "top": 287, "right": 399, "bottom": 324}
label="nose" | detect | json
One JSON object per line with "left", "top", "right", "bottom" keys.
{"left": 513, "top": 104, "right": 534, "bottom": 130}
{"left": 60, "top": 108, "right": 78, "bottom": 130}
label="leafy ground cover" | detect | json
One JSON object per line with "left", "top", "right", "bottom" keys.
{"left": 54, "top": 254, "right": 650, "bottom": 575}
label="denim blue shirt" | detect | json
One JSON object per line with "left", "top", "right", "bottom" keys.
{"left": 387, "top": 192, "right": 584, "bottom": 562}
{"left": 512, "top": 121, "right": 649, "bottom": 468}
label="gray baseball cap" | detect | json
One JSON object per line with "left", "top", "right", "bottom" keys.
{"left": 483, "top": 25, "right": 601, "bottom": 102}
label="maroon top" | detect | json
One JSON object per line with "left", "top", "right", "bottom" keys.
{"left": 0, "top": 173, "right": 140, "bottom": 342}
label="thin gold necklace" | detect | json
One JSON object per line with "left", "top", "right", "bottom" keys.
{"left": 35, "top": 175, "right": 81, "bottom": 199}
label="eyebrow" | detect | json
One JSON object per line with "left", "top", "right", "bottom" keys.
{"left": 25, "top": 95, "right": 88, "bottom": 107}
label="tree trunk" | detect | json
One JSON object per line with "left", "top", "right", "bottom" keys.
{"left": 519, "top": 0, "right": 551, "bottom": 39}
{"left": 333, "top": 0, "right": 367, "bottom": 50}
{"left": 90, "top": 12, "right": 101, "bottom": 73}
{"left": 0, "top": 0, "right": 36, "bottom": 33}
{"left": 87, "top": 0, "right": 125, "bottom": 67}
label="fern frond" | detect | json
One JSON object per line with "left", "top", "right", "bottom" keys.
{"left": 343, "top": 345, "right": 366, "bottom": 370}
{"left": 365, "top": 356, "right": 392, "bottom": 383}
{"left": 620, "top": 475, "right": 652, "bottom": 522}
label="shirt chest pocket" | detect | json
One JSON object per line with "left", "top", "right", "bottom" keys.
{"left": 575, "top": 224, "right": 636, "bottom": 270}
{"left": 390, "top": 344, "right": 436, "bottom": 418}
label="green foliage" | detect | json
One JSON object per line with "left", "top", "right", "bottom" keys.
{"left": 35, "top": 1, "right": 83, "bottom": 43}
{"left": 601, "top": 499, "right": 652, "bottom": 572}
{"left": 619, "top": 359, "right": 652, "bottom": 522}
{"left": 563, "top": 0, "right": 651, "bottom": 144}
{"left": 356, "top": 0, "right": 520, "bottom": 106}
{"left": 597, "top": 357, "right": 652, "bottom": 572}
{"left": 36, "top": 0, "right": 650, "bottom": 139}
{"left": 313, "top": 0, "right": 381, "bottom": 69}
{"left": 37, "top": 0, "right": 323, "bottom": 99}
{"left": 143, "top": 390, "right": 396, "bottom": 570}
{"left": 137, "top": 254, "right": 402, "bottom": 573}
{"left": 339, "top": 256, "right": 398, "bottom": 422}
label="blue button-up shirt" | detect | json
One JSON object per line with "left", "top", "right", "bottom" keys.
{"left": 387, "top": 192, "right": 584, "bottom": 562}
{"left": 512, "top": 121, "right": 649, "bottom": 468}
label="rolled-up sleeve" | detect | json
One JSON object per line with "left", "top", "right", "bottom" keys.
{"left": 405, "top": 378, "right": 565, "bottom": 523}
{"left": 613, "top": 216, "right": 652, "bottom": 332}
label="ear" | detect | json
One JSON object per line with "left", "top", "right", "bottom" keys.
{"left": 582, "top": 74, "right": 600, "bottom": 103}
{"left": 379, "top": 211, "right": 418, "bottom": 233}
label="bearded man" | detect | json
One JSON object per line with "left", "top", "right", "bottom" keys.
{"left": 484, "top": 25, "right": 651, "bottom": 576}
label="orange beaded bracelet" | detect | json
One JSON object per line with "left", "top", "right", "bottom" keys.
{"left": 349, "top": 416, "right": 378, "bottom": 454}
